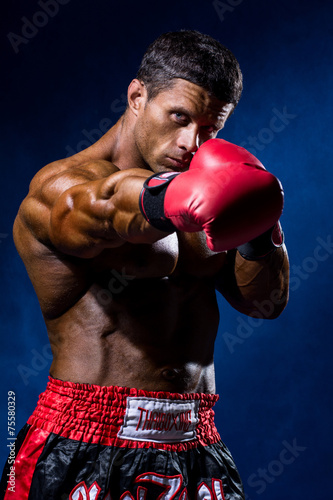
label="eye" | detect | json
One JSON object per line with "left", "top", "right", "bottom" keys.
{"left": 202, "top": 125, "right": 218, "bottom": 135}
{"left": 172, "top": 112, "right": 189, "bottom": 125}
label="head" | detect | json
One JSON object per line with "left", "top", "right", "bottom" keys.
{"left": 127, "top": 30, "right": 243, "bottom": 173}
{"left": 137, "top": 30, "right": 242, "bottom": 107}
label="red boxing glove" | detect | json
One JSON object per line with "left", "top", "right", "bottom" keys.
{"left": 140, "top": 139, "right": 284, "bottom": 252}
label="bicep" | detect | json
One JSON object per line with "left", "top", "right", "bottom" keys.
{"left": 19, "top": 162, "right": 122, "bottom": 257}
{"left": 48, "top": 179, "right": 122, "bottom": 257}
{"left": 21, "top": 162, "right": 165, "bottom": 258}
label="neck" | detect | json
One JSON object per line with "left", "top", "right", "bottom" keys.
{"left": 80, "top": 109, "right": 149, "bottom": 172}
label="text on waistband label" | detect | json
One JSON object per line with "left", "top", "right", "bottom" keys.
{"left": 118, "top": 397, "right": 199, "bottom": 443}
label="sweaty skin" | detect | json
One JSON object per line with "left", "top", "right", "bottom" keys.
{"left": 13, "top": 79, "right": 289, "bottom": 394}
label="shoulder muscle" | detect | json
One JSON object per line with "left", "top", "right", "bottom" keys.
{"left": 17, "top": 159, "right": 119, "bottom": 245}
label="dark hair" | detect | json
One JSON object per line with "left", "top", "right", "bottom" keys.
{"left": 136, "top": 30, "right": 243, "bottom": 107}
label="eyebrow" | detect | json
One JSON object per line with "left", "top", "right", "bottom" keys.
{"left": 171, "top": 106, "right": 193, "bottom": 117}
{"left": 170, "top": 106, "right": 225, "bottom": 129}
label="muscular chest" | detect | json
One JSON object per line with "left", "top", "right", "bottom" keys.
{"left": 91, "top": 231, "right": 226, "bottom": 279}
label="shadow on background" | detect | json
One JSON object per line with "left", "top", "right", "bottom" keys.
{"left": 1, "top": 0, "right": 332, "bottom": 498}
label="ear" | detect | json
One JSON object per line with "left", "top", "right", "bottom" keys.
{"left": 127, "top": 79, "right": 147, "bottom": 116}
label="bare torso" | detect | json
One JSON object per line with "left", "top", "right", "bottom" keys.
{"left": 14, "top": 140, "right": 227, "bottom": 394}
{"left": 14, "top": 111, "right": 289, "bottom": 394}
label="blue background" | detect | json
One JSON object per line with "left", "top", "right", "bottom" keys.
{"left": 1, "top": 0, "right": 333, "bottom": 498}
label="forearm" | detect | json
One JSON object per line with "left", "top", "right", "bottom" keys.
{"left": 216, "top": 245, "right": 289, "bottom": 319}
{"left": 48, "top": 167, "right": 168, "bottom": 257}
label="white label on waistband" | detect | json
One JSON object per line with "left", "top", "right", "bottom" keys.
{"left": 118, "top": 396, "right": 199, "bottom": 443}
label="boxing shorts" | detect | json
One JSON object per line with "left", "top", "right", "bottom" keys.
{"left": 0, "top": 377, "right": 244, "bottom": 499}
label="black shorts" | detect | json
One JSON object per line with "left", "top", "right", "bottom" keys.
{"left": 0, "top": 377, "right": 244, "bottom": 499}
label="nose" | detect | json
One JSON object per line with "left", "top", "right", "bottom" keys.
{"left": 177, "top": 125, "right": 200, "bottom": 153}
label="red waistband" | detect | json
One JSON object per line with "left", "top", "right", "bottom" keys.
{"left": 27, "top": 377, "right": 221, "bottom": 451}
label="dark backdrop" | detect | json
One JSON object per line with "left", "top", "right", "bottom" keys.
{"left": 1, "top": 1, "right": 332, "bottom": 498}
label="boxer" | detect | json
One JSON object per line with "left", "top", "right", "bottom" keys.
{"left": 1, "top": 30, "right": 289, "bottom": 499}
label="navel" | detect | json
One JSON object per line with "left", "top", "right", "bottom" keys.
{"left": 161, "top": 368, "right": 180, "bottom": 381}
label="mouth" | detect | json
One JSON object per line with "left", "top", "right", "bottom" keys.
{"left": 166, "top": 157, "right": 191, "bottom": 170}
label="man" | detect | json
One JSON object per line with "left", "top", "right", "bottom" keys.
{"left": 1, "top": 30, "right": 289, "bottom": 499}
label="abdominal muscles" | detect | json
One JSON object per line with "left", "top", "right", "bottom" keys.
{"left": 47, "top": 273, "right": 220, "bottom": 394}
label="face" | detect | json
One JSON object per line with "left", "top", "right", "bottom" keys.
{"left": 131, "top": 78, "right": 234, "bottom": 173}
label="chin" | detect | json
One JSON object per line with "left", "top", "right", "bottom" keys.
{"left": 152, "top": 163, "right": 172, "bottom": 174}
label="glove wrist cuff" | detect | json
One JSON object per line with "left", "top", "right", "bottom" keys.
{"left": 236, "top": 222, "right": 284, "bottom": 260}
{"left": 139, "top": 172, "right": 180, "bottom": 232}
